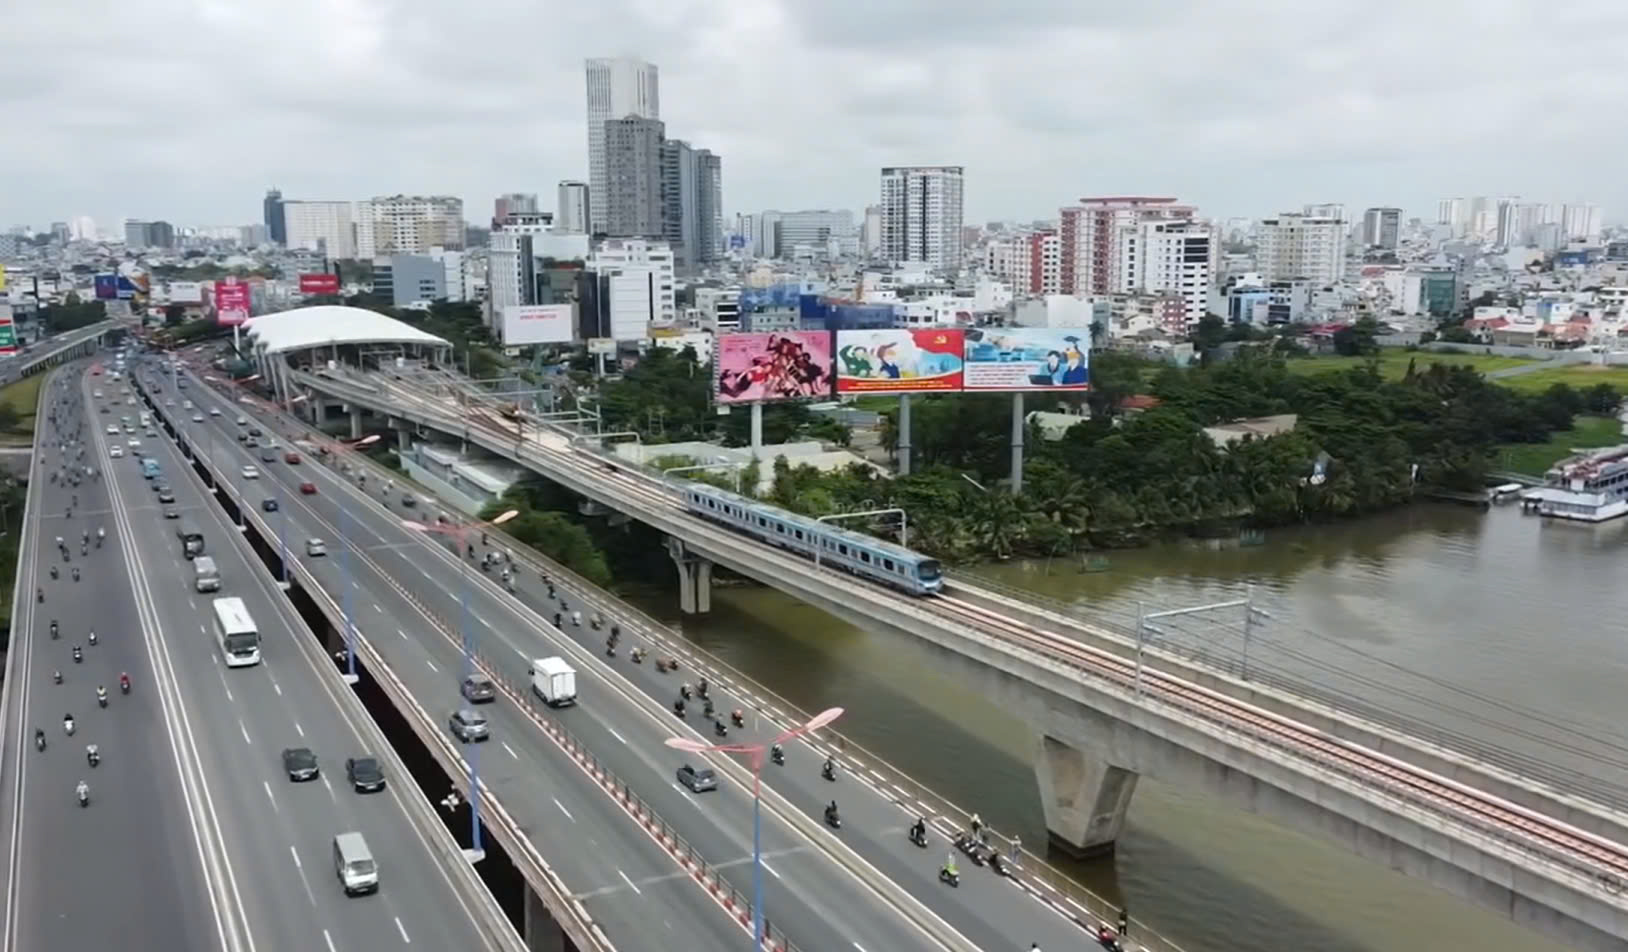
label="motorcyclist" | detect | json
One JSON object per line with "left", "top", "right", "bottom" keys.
{"left": 36, "top": 587, "right": 42, "bottom": 603}
{"left": 71, "top": 645, "right": 82, "bottom": 663}
{"left": 120, "top": 672, "right": 130, "bottom": 693}
{"left": 96, "top": 686, "right": 108, "bottom": 707}
{"left": 52, "top": 670, "right": 62, "bottom": 685}
{"left": 672, "top": 697, "right": 686, "bottom": 717}
{"left": 49, "top": 565, "right": 57, "bottom": 580}
{"left": 49, "top": 620, "right": 58, "bottom": 638}
{"left": 71, "top": 567, "right": 79, "bottom": 582}
{"left": 730, "top": 708, "right": 744, "bottom": 727}
{"left": 86, "top": 744, "right": 99, "bottom": 766}
{"left": 63, "top": 713, "right": 75, "bottom": 734}
{"left": 76, "top": 780, "right": 89, "bottom": 806}
{"left": 34, "top": 728, "right": 45, "bottom": 750}
{"left": 940, "top": 853, "right": 959, "bottom": 884}
{"left": 825, "top": 800, "right": 840, "bottom": 825}
{"left": 571, "top": 611, "right": 582, "bottom": 627}
{"left": 822, "top": 757, "right": 837, "bottom": 781}
{"left": 697, "top": 678, "right": 710, "bottom": 699}
{"left": 910, "top": 817, "right": 928, "bottom": 843}
{"left": 770, "top": 743, "right": 784, "bottom": 765}
{"left": 88, "top": 630, "right": 97, "bottom": 646}
{"left": 713, "top": 718, "right": 728, "bottom": 737}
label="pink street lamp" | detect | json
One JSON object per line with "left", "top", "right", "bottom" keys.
{"left": 666, "top": 706, "right": 843, "bottom": 950}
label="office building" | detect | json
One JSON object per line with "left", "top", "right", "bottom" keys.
{"left": 694, "top": 150, "right": 723, "bottom": 266}
{"left": 879, "top": 165, "right": 964, "bottom": 269}
{"left": 661, "top": 139, "right": 698, "bottom": 270}
{"left": 239, "top": 224, "right": 269, "bottom": 247}
{"left": 1117, "top": 218, "right": 1213, "bottom": 328}
{"left": 587, "top": 238, "right": 676, "bottom": 339}
{"left": 68, "top": 216, "right": 97, "bottom": 241}
{"left": 1563, "top": 203, "right": 1602, "bottom": 242}
{"left": 355, "top": 195, "right": 464, "bottom": 258}
{"left": 1057, "top": 196, "right": 1195, "bottom": 295}
{"left": 263, "top": 188, "right": 286, "bottom": 245}
{"left": 48, "top": 222, "right": 69, "bottom": 243}
{"left": 862, "top": 205, "right": 882, "bottom": 257}
{"left": 123, "top": 220, "right": 176, "bottom": 250}
{"left": 556, "top": 181, "right": 589, "bottom": 234}
{"left": 585, "top": 56, "right": 660, "bottom": 235}
{"left": 763, "top": 209, "right": 857, "bottom": 259}
{"left": 1361, "top": 207, "right": 1401, "bottom": 250}
{"left": 1496, "top": 199, "right": 1521, "bottom": 248}
{"left": 283, "top": 201, "right": 357, "bottom": 258}
{"left": 602, "top": 117, "right": 665, "bottom": 240}
{"left": 1257, "top": 210, "right": 1345, "bottom": 284}
{"left": 378, "top": 254, "right": 446, "bottom": 307}
{"left": 493, "top": 193, "right": 538, "bottom": 224}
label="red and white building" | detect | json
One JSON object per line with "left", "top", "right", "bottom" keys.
{"left": 1057, "top": 196, "right": 1213, "bottom": 329}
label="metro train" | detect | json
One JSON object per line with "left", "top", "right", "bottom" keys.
{"left": 680, "top": 483, "right": 943, "bottom": 596}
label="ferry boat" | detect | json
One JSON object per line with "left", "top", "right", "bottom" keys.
{"left": 1520, "top": 444, "right": 1628, "bottom": 522}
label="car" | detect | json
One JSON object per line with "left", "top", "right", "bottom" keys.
{"left": 152, "top": 481, "right": 169, "bottom": 494}
{"left": 105, "top": 424, "right": 118, "bottom": 435}
{"left": 93, "top": 390, "right": 103, "bottom": 398}
{"left": 448, "top": 708, "right": 490, "bottom": 742}
{"left": 183, "top": 400, "right": 193, "bottom": 410}
{"left": 163, "top": 507, "right": 179, "bottom": 519}
{"left": 158, "top": 491, "right": 175, "bottom": 504}
{"left": 259, "top": 448, "right": 276, "bottom": 462}
{"left": 236, "top": 416, "right": 248, "bottom": 427}
{"left": 98, "top": 406, "right": 108, "bottom": 414}
{"left": 241, "top": 465, "right": 259, "bottom": 479}
{"left": 281, "top": 746, "right": 319, "bottom": 782}
{"left": 245, "top": 437, "right": 258, "bottom": 448}
{"left": 145, "top": 429, "right": 157, "bottom": 437}
{"left": 209, "top": 408, "right": 221, "bottom": 417}
{"left": 262, "top": 498, "right": 278, "bottom": 512}
{"left": 126, "top": 438, "right": 141, "bottom": 448}
{"left": 305, "top": 538, "right": 327, "bottom": 557}
{"left": 676, "top": 764, "right": 718, "bottom": 793}
{"left": 249, "top": 427, "right": 262, "bottom": 437}
{"left": 284, "top": 451, "right": 301, "bottom": 464}
{"left": 109, "top": 446, "right": 124, "bottom": 458}
{"left": 299, "top": 481, "right": 317, "bottom": 495}
{"left": 192, "top": 414, "right": 204, "bottom": 423}
{"left": 400, "top": 494, "right": 417, "bottom": 508}
{"left": 345, "top": 756, "right": 385, "bottom": 792}
{"left": 164, "top": 399, "right": 174, "bottom": 407}
{"left": 236, "top": 432, "right": 247, "bottom": 442}
{"left": 460, "top": 674, "right": 496, "bottom": 703}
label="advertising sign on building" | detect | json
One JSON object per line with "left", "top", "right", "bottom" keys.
{"left": 961, "top": 327, "right": 1090, "bottom": 391}
{"left": 116, "top": 274, "right": 148, "bottom": 300}
{"left": 94, "top": 274, "right": 118, "bottom": 300}
{"left": 714, "top": 331, "right": 834, "bottom": 405}
{"left": 168, "top": 281, "right": 205, "bottom": 304}
{"left": 501, "top": 304, "right": 574, "bottom": 346}
{"left": 0, "top": 264, "right": 7, "bottom": 291}
{"left": 213, "top": 278, "right": 252, "bottom": 326}
{"left": 298, "top": 272, "right": 340, "bottom": 295}
{"left": 835, "top": 328, "right": 964, "bottom": 393}
{"left": 587, "top": 338, "right": 616, "bottom": 355}
{"left": 0, "top": 314, "right": 17, "bottom": 355}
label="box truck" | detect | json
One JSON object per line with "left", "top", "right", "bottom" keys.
{"left": 529, "top": 657, "right": 577, "bottom": 707}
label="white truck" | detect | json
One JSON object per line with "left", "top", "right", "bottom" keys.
{"left": 529, "top": 657, "right": 577, "bottom": 707}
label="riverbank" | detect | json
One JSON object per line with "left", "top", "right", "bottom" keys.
{"left": 1496, "top": 414, "right": 1625, "bottom": 475}
{"left": 0, "top": 374, "right": 43, "bottom": 446}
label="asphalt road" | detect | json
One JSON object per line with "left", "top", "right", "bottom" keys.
{"left": 89, "top": 370, "right": 514, "bottom": 952}
{"left": 222, "top": 364, "right": 1117, "bottom": 950}
{"left": 147, "top": 362, "right": 963, "bottom": 951}
{"left": 0, "top": 365, "right": 224, "bottom": 952}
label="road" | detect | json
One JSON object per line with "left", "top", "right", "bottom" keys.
{"left": 0, "top": 366, "right": 229, "bottom": 952}
{"left": 150, "top": 359, "right": 1118, "bottom": 950}
{"left": 144, "top": 363, "right": 979, "bottom": 950}
{"left": 90, "top": 368, "right": 520, "bottom": 951}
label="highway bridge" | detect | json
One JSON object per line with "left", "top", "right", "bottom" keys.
{"left": 277, "top": 352, "right": 1628, "bottom": 951}
{"left": 140, "top": 348, "right": 1152, "bottom": 950}
{"left": 0, "top": 360, "right": 522, "bottom": 952}
{"left": 0, "top": 321, "right": 118, "bottom": 386}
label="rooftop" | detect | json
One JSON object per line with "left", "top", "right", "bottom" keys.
{"left": 243, "top": 305, "right": 449, "bottom": 355}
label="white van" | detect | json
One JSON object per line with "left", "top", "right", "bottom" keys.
{"left": 192, "top": 556, "right": 221, "bottom": 593}
{"left": 333, "top": 832, "right": 378, "bottom": 895}
{"left": 529, "top": 657, "right": 577, "bottom": 707}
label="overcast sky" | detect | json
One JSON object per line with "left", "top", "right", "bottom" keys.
{"left": 3, "top": 0, "right": 1624, "bottom": 233}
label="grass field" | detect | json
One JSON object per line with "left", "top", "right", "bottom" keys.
{"left": 0, "top": 374, "right": 45, "bottom": 445}
{"left": 1282, "top": 350, "right": 1535, "bottom": 380}
{"left": 1497, "top": 415, "right": 1626, "bottom": 476}
{"left": 1490, "top": 364, "right": 1628, "bottom": 394}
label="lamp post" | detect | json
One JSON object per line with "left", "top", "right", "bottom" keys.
{"left": 338, "top": 433, "right": 381, "bottom": 685}
{"left": 665, "top": 706, "right": 844, "bottom": 950}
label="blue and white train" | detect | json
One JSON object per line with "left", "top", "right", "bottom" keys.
{"left": 681, "top": 484, "right": 944, "bottom": 596}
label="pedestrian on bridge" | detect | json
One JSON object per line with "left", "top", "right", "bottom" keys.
{"left": 1118, "top": 907, "right": 1128, "bottom": 936}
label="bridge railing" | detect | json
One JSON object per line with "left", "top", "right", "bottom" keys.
{"left": 300, "top": 370, "right": 1628, "bottom": 892}
{"left": 957, "top": 574, "right": 1628, "bottom": 817}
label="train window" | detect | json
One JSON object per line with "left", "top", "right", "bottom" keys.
{"left": 884, "top": 559, "right": 895, "bottom": 572}
{"left": 794, "top": 529, "right": 804, "bottom": 541}
{"left": 838, "top": 544, "right": 849, "bottom": 556}
{"left": 860, "top": 551, "right": 872, "bottom": 564}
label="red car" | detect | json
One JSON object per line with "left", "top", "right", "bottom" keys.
{"left": 284, "top": 451, "right": 301, "bottom": 464}
{"left": 299, "top": 481, "right": 317, "bottom": 495}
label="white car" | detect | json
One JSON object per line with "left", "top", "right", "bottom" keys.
{"left": 192, "top": 414, "right": 204, "bottom": 422}
{"left": 93, "top": 390, "right": 103, "bottom": 398}
{"left": 241, "top": 465, "right": 260, "bottom": 479}
{"left": 183, "top": 400, "right": 193, "bottom": 410}
{"left": 105, "top": 425, "right": 118, "bottom": 435}
{"left": 126, "top": 438, "right": 141, "bottom": 449}
{"left": 209, "top": 408, "right": 221, "bottom": 417}
{"left": 109, "top": 446, "right": 124, "bottom": 458}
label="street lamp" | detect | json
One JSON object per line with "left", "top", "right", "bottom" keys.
{"left": 665, "top": 706, "right": 843, "bottom": 951}
{"left": 338, "top": 433, "right": 381, "bottom": 685}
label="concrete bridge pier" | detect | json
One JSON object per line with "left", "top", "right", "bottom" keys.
{"left": 1033, "top": 732, "right": 1139, "bottom": 858}
{"left": 665, "top": 537, "right": 713, "bottom": 614}
{"left": 348, "top": 406, "right": 363, "bottom": 439}
{"left": 522, "top": 887, "right": 568, "bottom": 951}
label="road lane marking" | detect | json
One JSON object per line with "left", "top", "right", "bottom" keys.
{"left": 373, "top": 603, "right": 382, "bottom": 613}
{"left": 397, "top": 628, "right": 408, "bottom": 640}
{"left": 424, "top": 659, "right": 437, "bottom": 672}
{"left": 760, "top": 858, "right": 782, "bottom": 879}
{"left": 295, "top": 721, "right": 304, "bottom": 737}
{"left": 289, "top": 845, "right": 301, "bottom": 869}
{"left": 502, "top": 742, "right": 519, "bottom": 760}
{"left": 553, "top": 797, "right": 574, "bottom": 821}
{"left": 617, "top": 870, "right": 641, "bottom": 895}
{"left": 606, "top": 727, "right": 628, "bottom": 745}
{"left": 272, "top": 681, "right": 282, "bottom": 696}
{"left": 238, "top": 720, "right": 251, "bottom": 744}
{"left": 394, "top": 916, "right": 410, "bottom": 943}
{"left": 323, "top": 929, "right": 336, "bottom": 952}
{"left": 263, "top": 782, "right": 278, "bottom": 812}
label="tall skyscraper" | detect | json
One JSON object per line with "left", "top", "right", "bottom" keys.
{"left": 879, "top": 165, "right": 964, "bottom": 269}
{"left": 695, "top": 150, "right": 723, "bottom": 266}
{"left": 1362, "top": 207, "right": 1401, "bottom": 250}
{"left": 1057, "top": 197, "right": 1194, "bottom": 295}
{"left": 585, "top": 57, "right": 660, "bottom": 236}
{"left": 493, "top": 193, "right": 538, "bottom": 224}
{"left": 1257, "top": 210, "right": 1346, "bottom": 284}
{"left": 263, "top": 188, "right": 286, "bottom": 246}
{"left": 660, "top": 139, "right": 697, "bottom": 270}
{"left": 602, "top": 117, "right": 665, "bottom": 240}
{"left": 354, "top": 195, "right": 465, "bottom": 258}
{"left": 282, "top": 201, "right": 358, "bottom": 258}
{"left": 1562, "top": 203, "right": 1602, "bottom": 242}
{"left": 556, "top": 181, "right": 590, "bottom": 234}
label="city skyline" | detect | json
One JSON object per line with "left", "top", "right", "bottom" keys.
{"left": 5, "top": 0, "right": 1628, "bottom": 229}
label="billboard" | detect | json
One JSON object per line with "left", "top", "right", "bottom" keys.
{"left": 94, "top": 274, "right": 118, "bottom": 300}
{"left": 168, "top": 281, "right": 205, "bottom": 304}
{"left": 501, "top": 304, "right": 574, "bottom": 346}
{"left": 835, "top": 328, "right": 964, "bottom": 394}
{"left": 213, "top": 279, "right": 251, "bottom": 326}
{"left": 298, "top": 272, "right": 340, "bottom": 295}
{"left": 715, "top": 331, "right": 833, "bottom": 404}
{"left": 0, "top": 265, "right": 6, "bottom": 290}
{"left": 962, "top": 327, "right": 1090, "bottom": 391}
{"left": 0, "top": 314, "right": 16, "bottom": 355}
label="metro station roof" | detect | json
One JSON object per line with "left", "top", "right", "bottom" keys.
{"left": 242, "top": 305, "right": 450, "bottom": 355}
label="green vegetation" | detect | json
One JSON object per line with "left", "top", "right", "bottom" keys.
{"left": 1497, "top": 415, "right": 1625, "bottom": 476}
{"left": 149, "top": 263, "right": 280, "bottom": 281}
{"left": 0, "top": 376, "right": 39, "bottom": 444}
{"left": 41, "top": 295, "right": 106, "bottom": 334}
{"left": 479, "top": 481, "right": 615, "bottom": 588}
{"left": 1283, "top": 350, "right": 1534, "bottom": 379}
{"left": 1495, "top": 364, "right": 1628, "bottom": 394}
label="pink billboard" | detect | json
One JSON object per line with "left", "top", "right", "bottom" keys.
{"left": 214, "top": 279, "right": 251, "bottom": 326}
{"left": 714, "top": 331, "right": 834, "bottom": 404}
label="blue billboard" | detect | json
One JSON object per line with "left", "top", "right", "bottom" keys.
{"left": 93, "top": 274, "right": 118, "bottom": 300}
{"left": 962, "top": 327, "right": 1090, "bottom": 391}
{"left": 739, "top": 282, "right": 817, "bottom": 313}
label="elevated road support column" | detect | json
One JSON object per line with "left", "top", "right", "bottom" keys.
{"left": 1033, "top": 734, "right": 1139, "bottom": 858}
{"left": 522, "top": 889, "right": 568, "bottom": 952}
{"left": 349, "top": 405, "right": 363, "bottom": 439}
{"left": 665, "top": 536, "right": 713, "bottom": 614}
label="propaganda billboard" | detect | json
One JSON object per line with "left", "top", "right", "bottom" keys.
{"left": 715, "top": 331, "right": 833, "bottom": 404}
{"left": 168, "top": 281, "right": 205, "bottom": 304}
{"left": 94, "top": 274, "right": 118, "bottom": 300}
{"left": 835, "top": 328, "right": 964, "bottom": 394}
{"left": 961, "top": 327, "right": 1090, "bottom": 391}
{"left": 501, "top": 304, "right": 574, "bottom": 346}
{"left": 213, "top": 279, "right": 252, "bottom": 326}
{"left": 298, "top": 272, "right": 340, "bottom": 295}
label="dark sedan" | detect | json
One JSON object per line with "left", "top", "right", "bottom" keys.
{"left": 281, "top": 746, "right": 319, "bottom": 782}
{"left": 345, "top": 756, "right": 385, "bottom": 793}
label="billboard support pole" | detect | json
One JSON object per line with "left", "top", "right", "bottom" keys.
{"left": 750, "top": 401, "right": 763, "bottom": 459}
{"left": 1010, "top": 392, "right": 1025, "bottom": 494}
{"left": 897, "top": 394, "right": 912, "bottom": 476}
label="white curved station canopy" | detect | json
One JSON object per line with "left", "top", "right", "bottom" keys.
{"left": 243, "top": 305, "right": 450, "bottom": 355}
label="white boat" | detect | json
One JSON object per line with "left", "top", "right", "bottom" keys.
{"left": 1521, "top": 445, "right": 1628, "bottom": 522}
{"left": 1490, "top": 483, "right": 1525, "bottom": 501}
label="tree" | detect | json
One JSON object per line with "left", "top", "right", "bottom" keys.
{"left": 164, "top": 303, "right": 186, "bottom": 327}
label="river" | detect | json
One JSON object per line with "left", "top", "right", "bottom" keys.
{"left": 627, "top": 501, "right": 1628, "bottom": 952}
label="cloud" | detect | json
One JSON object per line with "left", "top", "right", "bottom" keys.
{"left": 2, "top": 0, "right": 1625, "bottom": 232}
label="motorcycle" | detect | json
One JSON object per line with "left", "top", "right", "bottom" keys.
{"left": 36, "top": 588, "right": 43, "bottom": 604}
{"left": 909, "top": 822, "right": 929, "bottom": 848}
{"left": 680, "top": 683, "right": 693, "bottom": 701}
{"left": 730, "top": 709, "right": 744, "bottom": 727}
{"left": 49, "top": 621, "right": 58, "bottom": 639}
{"left": 87, "top": 746, "right": 99, "bottom": 767}
{"left": 672, "top": 699, "right": 686, "bottom": 718}
{"left": 88, "top": 631, "right": 97, "bottom": 646}
{"left": 824, "top": 804, "right": 842, "bottom": 829}
{"left": 76, "top": 784, "right": 88, "bottom": 808}
{"left": 63, "top": 716, "right": 75, "bottom": 736}
{"left": 713, "top": 719, "right": 729, "bottom": 738}
{"left": 72, "top": 646, "right": 82, "bottom": 664}
{"left": 120, "top": 675, "right": 130, "bottom": 695}
{"left": 52, "top": 670, "right": 62, "bottom": 685}
{"left": 71, "top": 568, "right": 79, "bottom": 582}
{"left": 97, "top": 689, "right": 108, "bottom": 709}
{"left": 697, "top": 679, "right": 710, "bottom": 700}
{"left": 630, "top": 647, "right": 645, "bottom": 664}
{"left": 989, "top": 852, "right": 1008, "bottom": 877}
{"left": 552, "top": 613, "right": 562, "bottom": 630}
{"left": 50, "top": 565, "right": 58, "bottom": 580}
{"left": 34, "top": 731, "right": 45, "bottom": 752}
{"left": 770, "top": 745, "right": 785, "bottom": 766}
{"left": 939, "top": 866, "right": 960, "bottom": 888}
{"left": 821, "top": 759, "right": 838, "bottom": 782}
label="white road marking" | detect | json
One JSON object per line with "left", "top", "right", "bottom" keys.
{"left": 289, "top": 845, "right": 302, "bottom": 869}
{"left": 295, "top": 722, "right": 304, "bottom": 737}
{"left": 425, "top": 659, "right": 438, "bottom": 672}
{"left": 323, "top": 929, "right": 337, "bottom": 952}
{"left": 272, "top": 681, "right": 282, "bottom": 696}
{"left": 617, "top": 870, "right": 641, "bottom": 895}
{"left": 263, "top": 781, "right": 278, "bottom": 811}
{"left": 238, "top": 720, "right": 251, "bottom": 744}
{"left": 553, "top": 798, "right": 574, "bottom": 821}
{"left": 606, "top": 727, "right": 628, "bottom": 745}
{"left": 373, "top": 603, "right": 382, "bottom": 613}
{"left": 394, "top": 916, "right": 411, "bottom": 943}
{"left": 397, "top": 628, "right": 408, "bottom": 640}
{"left": 760, "top": 858, "right": 782, "bottom": 879}
{"left": 502, "top": 742, "right": 519, "bottom": 760}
